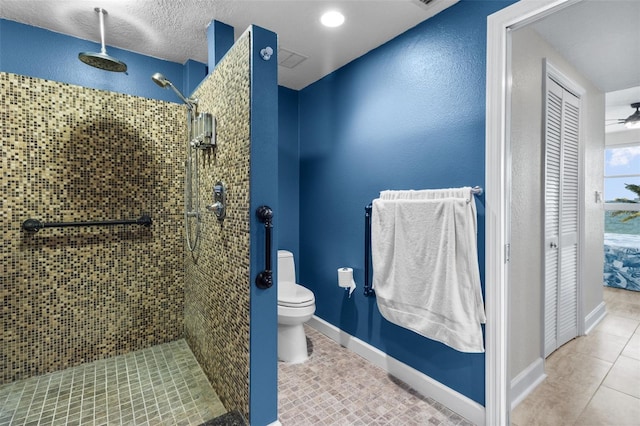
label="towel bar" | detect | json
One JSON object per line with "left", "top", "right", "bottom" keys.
{"left": 363, "top": 186, "right": 483, "bottom": 296}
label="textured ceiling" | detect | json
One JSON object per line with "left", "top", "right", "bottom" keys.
{"left": 530, "top": 0, "right": 640, "bottom": 134}
{"left": 4, "top": 0, "right": 637, "bottom": 116}
{"left": 0, "top": 0, "right": 458, "bottom": 90}
{"left": 530, "top": 0, "right": 640, "bottom": 93}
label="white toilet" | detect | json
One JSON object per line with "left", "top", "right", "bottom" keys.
{"left": 277, "top": 250, "right": 316, "bottom": 363}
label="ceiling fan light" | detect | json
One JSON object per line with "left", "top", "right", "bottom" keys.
{"left": 624, "top": 104, "right": 640, "bottom": 129}
{"left": 625, "top": 119, "right": 640, "bottom": 129}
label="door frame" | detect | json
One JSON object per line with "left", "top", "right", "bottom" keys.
{"left": 485, "top": 0, "right": 582, "bottom": 425}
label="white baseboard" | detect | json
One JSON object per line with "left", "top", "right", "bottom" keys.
{"left": 510, "top": 357, "right": 546, "bottom": 410}
{"left": 307, "top": 315, "right": 485, "bottom": 426}
{"left": 508, "top": 302, "right": 607, "bottom": 411}
{"left": 584, "top": 301, "right": 607, "bottom": 335}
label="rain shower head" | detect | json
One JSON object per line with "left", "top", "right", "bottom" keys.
{"left": 78, "top": 8, "right": 127, "bottom": 72}
{"left": 79, "top": 52, "right": 127, "bottom": 72}
{"left": 151, "top": 72, "right": 196, "bottom": 110}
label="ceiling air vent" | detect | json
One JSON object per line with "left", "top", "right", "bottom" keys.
{"left": 278, "top": 47, "right": 308, "bottom": 69}
{"left": 414, "top": 0, "right": 435, "bottom": 7}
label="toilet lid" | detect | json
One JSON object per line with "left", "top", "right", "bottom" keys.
{"left": 278, "top": 282, "right": 315, "bottom": 307}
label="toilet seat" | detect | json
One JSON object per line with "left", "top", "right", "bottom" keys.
{"left": 278, "top": 282, "right": 315, "bottom": 308}
{"left": 279, "top": 299, "right": 315, "bottom": 308}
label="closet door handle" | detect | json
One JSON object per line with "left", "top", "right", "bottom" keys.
{"left": 255, "top": 205, "right": 274, "bottom": 289}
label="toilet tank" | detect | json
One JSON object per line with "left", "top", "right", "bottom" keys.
{"left": 277, "top": 250, "right": 296, "bottom": 283}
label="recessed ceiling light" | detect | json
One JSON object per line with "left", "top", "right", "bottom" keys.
{"left": 320, "top": 11, "right": 345, "bottom": 28}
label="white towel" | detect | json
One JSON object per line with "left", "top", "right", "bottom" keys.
{"left": 371, "top": 189, "right": 486, "bottom": 353}
{"left": 380, "top": 187, "right": 473, "bottom": 201}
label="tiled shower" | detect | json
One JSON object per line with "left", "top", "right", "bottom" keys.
{"left": 1, "top": 30, "right": 253, "bottom": 422}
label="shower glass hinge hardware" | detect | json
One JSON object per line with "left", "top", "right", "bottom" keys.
{"left": 191, "top": 112, "right": 215, "bottom": 149}
{"left": 206, "top": 181, "right": 226, "bottom": 220}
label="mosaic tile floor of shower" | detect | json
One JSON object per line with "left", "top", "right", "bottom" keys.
{"left": 0, "top": 340, "right": 226, "bottom": 426}
{"left": 278, "top": 325, "right": 475, "bottom": 425}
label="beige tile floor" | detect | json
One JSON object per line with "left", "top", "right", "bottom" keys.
{"left": 0, "top": 340, "right": 226, "bottom": 426}
{"left": 6, "top": 287, "right": 633, "bottom": 426}
{"left": 278, "top": 325, "right": 474, "bottom": 426}
{"left": 512, "top": 286, "right": 640, "bottom": 426}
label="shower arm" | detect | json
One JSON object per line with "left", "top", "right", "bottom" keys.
{"left": 98, "top": 8, "right": 107, "bottom": 55}
{"left": 167, "top": 82, "right": 197, "bottom": 112}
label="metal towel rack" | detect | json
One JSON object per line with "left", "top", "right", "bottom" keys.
{"left": 22, "top": 215, "right": 152, "bottom": 233}
{"left": 471, "top": 186, "right": 483, "bottom": 196}
{"left": 363, "top": 186, "right": 483, "bottom": 296}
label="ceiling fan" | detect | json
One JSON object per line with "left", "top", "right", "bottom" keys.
{"left": 607, "top": 102, "right": 640, "bottom": 129}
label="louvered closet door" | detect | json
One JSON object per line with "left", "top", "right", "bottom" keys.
{"left": 544, "top": 77, "right": 580, "bottom": 358}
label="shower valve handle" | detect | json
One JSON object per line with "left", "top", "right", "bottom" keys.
{"left": 206, "top": 202, "right": 223, "bottom": 216}
{"left": 256, "top": 206, "right": 274, "bottom": 289}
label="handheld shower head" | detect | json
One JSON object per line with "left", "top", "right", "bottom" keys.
{"left": 151, "top": 72, "right": 170, "bottom": 88}
{"left": 151, "top": 72, "right": 195, "bottom": 110}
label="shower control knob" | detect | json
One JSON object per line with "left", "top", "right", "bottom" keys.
{"left": 206, "top": 202, "right": 224, "bottom": 216}
{"left": 209, "top": 181, "right": 226, "bottom": 221}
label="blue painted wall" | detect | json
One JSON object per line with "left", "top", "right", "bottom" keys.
{"left": 297, "top": 0, "right": 514, "bottom": 405}
{"left": 207, "top": 20, "right": 235, "bottom": 69}
{"left": 248, "top": 25, "right": 279, "bottom": 426}
{"left": 0, "top": 19, "right": 206, "bottom": 100}
{"left": 183, "top": 59, "right": 209, "bottom": 95}
{"left": 278, "top": 86, "right": 300, "bottom": 258}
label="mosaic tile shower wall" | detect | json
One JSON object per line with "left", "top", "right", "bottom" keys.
{"left": 1, "top": 72, "right": 186, "bottom": 384}
{"left": 183, "top": 31, "right": 251, "bottom": 419}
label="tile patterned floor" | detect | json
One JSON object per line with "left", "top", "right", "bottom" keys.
{"left": 7, "top": 287, "right": 634, "bottom": 426}
{"left": 278, "top": 325, "right": 474, "bottom": 426}
{"left": 512, "top": 286, "right": 640, "bottom": 426}
{"left": 0, "top": 339, "right": 226, "bottom": 426}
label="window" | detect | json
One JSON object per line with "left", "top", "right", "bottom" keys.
{"left": 604, "top": 143, "right": 640, "bottom": 234}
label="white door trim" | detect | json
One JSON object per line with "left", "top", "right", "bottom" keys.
{"left": 485, "top": 1, "right": 582, "bottom": 425}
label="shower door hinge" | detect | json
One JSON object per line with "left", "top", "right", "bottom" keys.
{"left": 505, "top": 243, "right": 511, "bottom": 263}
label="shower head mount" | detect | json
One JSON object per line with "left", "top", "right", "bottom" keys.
{"left": 78, "top": 8, "right": 127, "bottom": 73}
